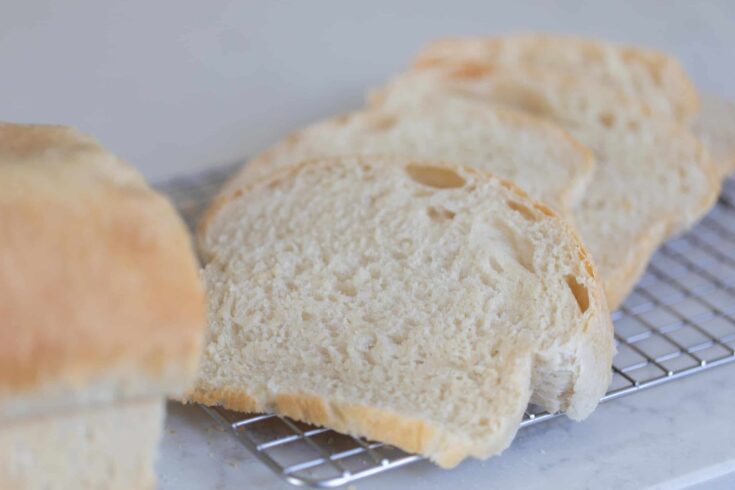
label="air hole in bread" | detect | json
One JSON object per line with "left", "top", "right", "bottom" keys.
{"left": 565, "top": 275, "right": 590, "bottom": 314}
{"left": 492, "top": 82, "right": 553, "bottom": 118}
{"left": 599, "top": 113, "right": 615, "bottom": 128}
{"left": 507, "top": 200, "right": 538, "bottom": 221}
{"left": 406, "top": 164, "right": 465, "bottom": 189}
{"left": 427, "top": 206, "right": 456, "bottom": 221}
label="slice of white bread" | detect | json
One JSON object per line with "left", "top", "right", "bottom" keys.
{"left": 370, "top": 66, "right": 720, "bottom": 309}
{"left": 0, "top": 122, "right": 207, "bottom": 488}
{"left": 0, "top": 399, "right": 163, "bottom": 490}
{"left": 693, "top": 93, "right": 735, "bottom": 177}
{"left": 192, "top": 156, "right": 614, "bottom": 468}
{"left": 412, "top": 34, "right": 699, "bottom": 123}
{"left": 227, "top": 96, "right": 593, "bottom": 217}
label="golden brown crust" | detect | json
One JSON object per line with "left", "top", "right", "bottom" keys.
{"left": 0, "top": 123, "right": 206, "bottom": 414}
{"left": 188, "top": 387, "right": 475, "bottom": 467}
{"left": 186, "top": 387, "right": 259, "bottom": 413}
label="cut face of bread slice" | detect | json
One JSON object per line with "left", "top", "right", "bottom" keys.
{"left": 370, "top": 67, "right": 720, "bottom": 309}
{"left": 693, "top": 94, "right": 735, "bottom": 178}
{"left": 412, "top": 34, "right": 699, "bottom": 123}
{"left": 193, "top": 156, "right": 614, "bottom": 468}
{"left": 227, "top": 97, "right": 593, "bottom": 217}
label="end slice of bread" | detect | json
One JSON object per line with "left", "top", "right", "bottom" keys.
{"left": 412, "top": 34, "right": 699, "bottom": 123}
{"left": 192, "top": 156, "right": 614, "bottom": 468}
{"left": 229, "top": 96, "right": 593, "bottom": 217}
{"left": 370, "top": 67, "right": 720, "bottom": 308}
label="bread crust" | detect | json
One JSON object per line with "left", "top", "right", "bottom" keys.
{"left": 0, "top": 123, "right": 206, "bottom": 420}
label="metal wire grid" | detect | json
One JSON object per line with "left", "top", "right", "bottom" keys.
{"left": 159, "top": 166, "right": 735, "bottom": 489}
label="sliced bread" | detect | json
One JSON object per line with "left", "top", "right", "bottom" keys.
{"left": 192, "top": 156, "right": 614, "bottom": 468}
{"left": 412, "top": 34, "right": 699, "bottom": 123}
{"left": 370, "top": 66, "right": 720, "bottom": 308}
{"left": 413, "top": 35, "right": 735, "bottom": 180}
{"left": 227, "top": 96, "right": 593, "bottom": 217}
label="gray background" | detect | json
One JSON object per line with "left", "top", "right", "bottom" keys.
{"left": 1, "top": 1, "right": 733, "bottom": 181}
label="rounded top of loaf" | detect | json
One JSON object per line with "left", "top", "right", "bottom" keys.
{"left": 0, "top": 122, "right": 206, "bottom": 420}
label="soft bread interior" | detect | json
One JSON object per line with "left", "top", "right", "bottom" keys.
{"left": 192, "top": 156, "right": 613, "bottom": 468}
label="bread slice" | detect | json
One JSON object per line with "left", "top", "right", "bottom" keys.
{"left": 228, "top": 96, "right": 593, "bottom": 217}
{"left": 191, "top": 156, "right": 614, "bottom": 468}
{"left": 0, "top": 123, "right": 206, "bottom": 421}
{"left": 370, "top": 66, "right": 720, "bottom": 309}
{"left": 412, "top": 34, "right": 699, "bottom": 123}
{"left": 0, "top": 398, "right": 163, "bottom": 490}
{"left": 693, "top": 93, "right": 735, "bottom": 178}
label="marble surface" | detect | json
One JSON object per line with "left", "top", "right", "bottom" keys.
{"left": 157, "top": 363, "right": 735, "bottom": 490}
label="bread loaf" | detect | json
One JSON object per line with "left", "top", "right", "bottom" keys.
{"left": 0, "top": 122, "right": 206, "bottom": 488}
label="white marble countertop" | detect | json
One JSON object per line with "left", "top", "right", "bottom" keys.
{"left": 158, "top": 363, "right": 735, "bottom": 490}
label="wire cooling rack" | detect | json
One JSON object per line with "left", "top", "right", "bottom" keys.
{"left": 159, "top": 165, "right": 735, "bottom": 489}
